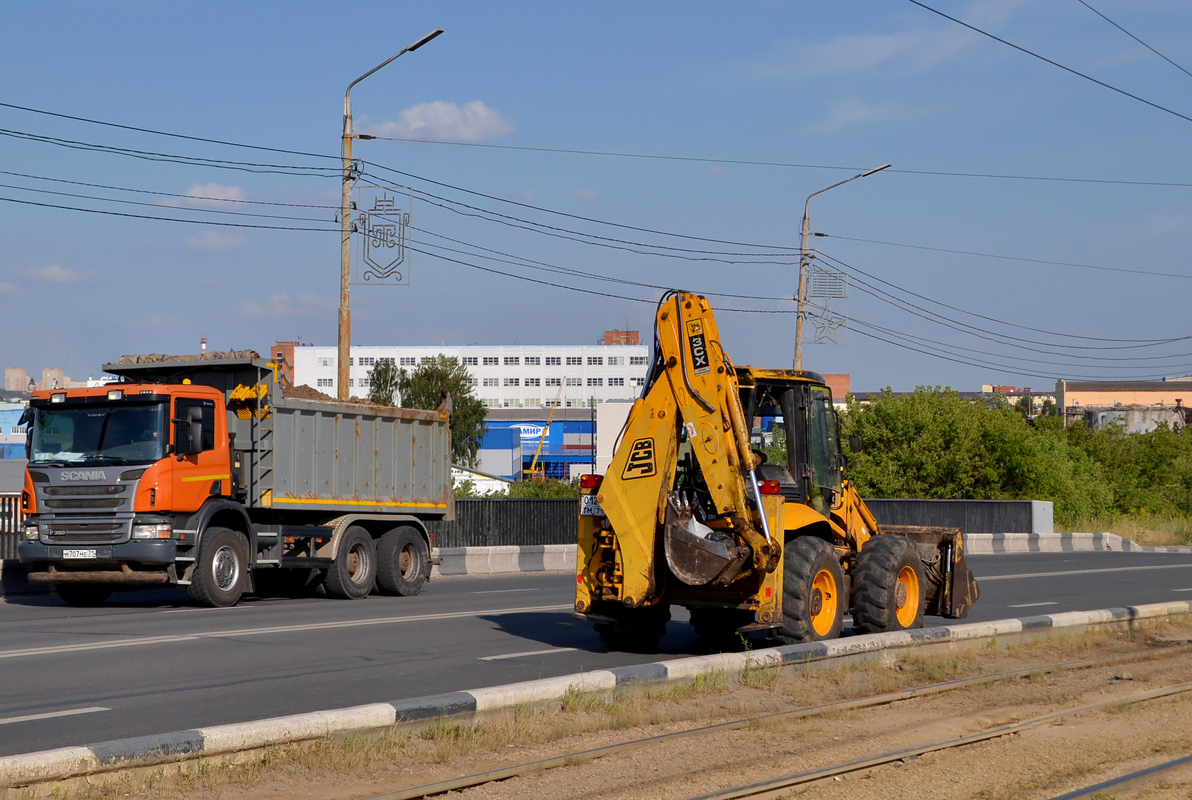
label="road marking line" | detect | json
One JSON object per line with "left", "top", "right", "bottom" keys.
{"left": 480, "top": 647, "right": 579, "bottom": 661}
{"left": 1173, "top": 588, "right": 1192, "bottom": 593}
{"left": 0, "top": 706, "right": 109, "bottom": 726}
{"left": 1008, "top": 602, "right": 1059, "bottom": 608}
{"left": 472, "top": 588, "right": 541, "bottom": 594}
{"left": 0, "top": 604, "right": 573, "bottom": 661}
{"left": 982, "top": 563, "right": 1192, "bottom": 581}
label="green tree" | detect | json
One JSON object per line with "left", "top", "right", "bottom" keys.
{"left": 397, "top": 354, "right": 487, "bottom": 468}
{"left": 367, "top": 360, "right": 399, "bottom": 406}
{"left": 508, "top": 477, "right": 581, "bottom": 498}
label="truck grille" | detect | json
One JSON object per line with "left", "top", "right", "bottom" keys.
{"left": 44, "top": 522, "right": 127, "bottom": 545}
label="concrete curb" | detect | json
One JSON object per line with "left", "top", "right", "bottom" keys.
{"left": 964, "top": 532, "right": 1192, "bottom": 555}
{"left": 3, "top": 599, "right": 1189, "bottom": 789}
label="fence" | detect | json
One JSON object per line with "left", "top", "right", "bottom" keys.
{"left": 1, "top": 494, "right": 22, "bottom": 560}
{"left": 428, "top": 498, "right": 577, "bottom": 548}
{"left": 863, "top": 498, "right": 1054, "bottom": 534}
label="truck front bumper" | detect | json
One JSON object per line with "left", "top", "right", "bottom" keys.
{"left": 18, "top": 540, "right": 178, "bottom": 585}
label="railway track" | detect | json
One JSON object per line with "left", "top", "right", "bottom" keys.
{"left": 364, "top": 642, "right": 1192, "bottom": 800}
{"left": 1047, "top": 753, "right": 1192, "bottom": 799}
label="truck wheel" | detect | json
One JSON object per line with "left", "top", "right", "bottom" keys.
{"left": 689, "top": 608, "right": 754, "bottom": 651}
{"left": 851, "top": 535, "right": 926, "bottom": 633}
{"left": 595, "top": 605, "right": 670, "bottom": 652}
{"left": 56, "top": 584, "right": 112, "bottom": 607}
{"left": 376, "top": 526, "right": 429, "bottom": 596}
{"left": 188, "top": 527, "right": 248, "bottom": 608}
{"left": 324, "top": 526, "right": 377, "bottom": 599}
{"left": 778, "top": 536, "right": 845, "bottom": 643}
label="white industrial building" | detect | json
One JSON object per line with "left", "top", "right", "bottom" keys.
{"left": 278, "top": 342, "right": 651, "bottom": 409}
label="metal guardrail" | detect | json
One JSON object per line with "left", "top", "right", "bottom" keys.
{"left": 1, "top": 494, "right": 23, "bottom": 560}
{"left": 427, "top": 498, "right": 578, "bottom": 548}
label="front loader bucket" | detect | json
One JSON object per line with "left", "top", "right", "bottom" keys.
{"left": 882, "top": 525, "right": 980, "bottom": 619}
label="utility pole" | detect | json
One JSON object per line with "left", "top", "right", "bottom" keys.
{"left": 794, "top": 163, "right": 891, "bottom": 371}
{"left": 337, "top": 28, "right": 444, "bottom": 400}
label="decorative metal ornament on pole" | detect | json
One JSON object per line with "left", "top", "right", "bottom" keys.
{"left": 336, "top": 28, "right": 443, "bottom": 400}
{"left": 793, "top": 162, "right": 891, "bottom": 371}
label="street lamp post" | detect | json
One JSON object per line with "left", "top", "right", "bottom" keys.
{"left": 793, "top": 163, "right": 891, "bottom": 371}
{"left": 338, "top": 28, "right": 444, "bottom": 400}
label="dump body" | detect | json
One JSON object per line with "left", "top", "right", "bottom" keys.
{"left": 18, "top": 352, "right": 453, "bottom": 606}
{"left": 575, "top": 291, "right": 978, "bottom": 650}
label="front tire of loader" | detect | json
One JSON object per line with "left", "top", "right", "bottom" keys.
{"left": 851, "top": 535, "right": 926, "bottom": 633}
{"left": 777, "top": 536, "right": 845, "bottom": 643}
{"left": 595, "top": 604, "right": 671, "bottom": 652}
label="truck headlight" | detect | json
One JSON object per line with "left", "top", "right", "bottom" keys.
{"left": 132, "top": 523, "right": 172, "bottom": 539}
{"left": 23, "top": 525, "right": 38, "bottom": 540}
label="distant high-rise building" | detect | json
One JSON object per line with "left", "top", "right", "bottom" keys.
{"left": 4, "top": 366, "right": 27, "bottom": 393}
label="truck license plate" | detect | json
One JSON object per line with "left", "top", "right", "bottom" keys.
{"left": 62, "top": 549, "right": 97, "bottom": 560}
{"left": 580, "top": 495, "right": 605, "bottom": 517}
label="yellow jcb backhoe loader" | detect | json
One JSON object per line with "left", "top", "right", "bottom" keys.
{"left": 575, "top": 290, "right": 979, "bottom": 650}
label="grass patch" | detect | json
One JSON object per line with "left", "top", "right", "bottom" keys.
{"left": 1062, "top": 512, "right": 1192, "bottom": 546}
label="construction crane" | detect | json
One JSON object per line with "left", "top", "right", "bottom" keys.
{"left": 523, "top": 381, "right": 565, "bottom": 481}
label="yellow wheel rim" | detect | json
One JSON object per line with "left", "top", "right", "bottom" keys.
{"left": 810, "top": 568, "right": 838, "bottom": 637}
{"left": 895, "top": 565, "right": 920, "bottom": 628}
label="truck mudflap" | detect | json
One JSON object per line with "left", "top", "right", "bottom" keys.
{"left": 882, "top": 525, "right": 980, "bottom": 619}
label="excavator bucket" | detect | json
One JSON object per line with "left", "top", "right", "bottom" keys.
{"left": 881, "top": 525, "right": 980, "bottom": 619}
{"left": 663, "top": 495, "right": 750, "bottom": 586}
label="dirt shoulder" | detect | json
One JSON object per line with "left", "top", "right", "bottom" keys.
{"left": 16, "top": 617, "right": 1192, "bottom": 800}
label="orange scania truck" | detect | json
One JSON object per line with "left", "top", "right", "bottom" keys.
{"left": 18, "top": 351, "right": 453, "bottom": 607}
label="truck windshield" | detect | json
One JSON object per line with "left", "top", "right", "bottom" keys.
{"left": 29, "top": 402, "right": 168, "bottom": 466}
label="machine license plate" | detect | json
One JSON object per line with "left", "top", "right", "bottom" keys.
{"left": 62, "top": 549, "right": 97, "bottom": 560}
{"left": 580, "top": 495, "right": 605, "bottom": 517}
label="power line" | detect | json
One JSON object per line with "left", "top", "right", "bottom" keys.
{"left": 0, "top": 194, "right": 335, "bottom": 232}
{"left": 815, "top": 232, "right": 1192, "bottom": 282}
{"left": 816, "top": 251, "right": 1187, "bottom": 347}
{"left": 1075, "top": 0, "right": 1192, "bottom": 81}
{"left": 906, "top": 0, "right": 1192, "bottom": 125}
{"left": 0, "top": 169, "right": 339, "bottom": 209}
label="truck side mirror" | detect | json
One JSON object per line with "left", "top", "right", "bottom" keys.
{"left": 173, "top": 408, "right": 203, "bottom": 459}
{"left": 849, "top": 435, "right": 863, "bottom": 453}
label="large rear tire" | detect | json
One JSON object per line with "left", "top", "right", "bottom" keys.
{"left": 188, "top": 527, "right": 248, "bottom": 608}
{"left": 376, "top": 526, "right": 429, "bottom": 596}
{"left": 324, "top": 526, "right": 377, "bottom": 599}
{"left": 56, "top": 584, "right": 112, "bottom": 607}
{"left": 851, "top": 535, "right": 926, "bottom": 633}
{"left": 777, "top": 536, "right": 845, "bottom": 643}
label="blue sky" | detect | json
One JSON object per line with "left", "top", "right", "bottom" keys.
{"left": 1, "top": 1, "right": 1190, "bottom": 392}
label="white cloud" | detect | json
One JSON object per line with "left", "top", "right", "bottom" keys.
{"left": 27, "top": 264, "right": 86, "bottom": 283}
{"left": 183, "top": 230, "right": 251, "bottom": 252}
{"left": 365, "top": 101, "right": 515, "bottom": 142}
{"left": 801, "top": 99, "right": 907, "bottom": 134}
{"left": 163, "top": 183, "right": 246, "bottom": 209}
{"left": 233, "top": 292, "right": 335, "bottom": 317}
{"left": 0, "top": 281, "right": 17, "bottom": 294}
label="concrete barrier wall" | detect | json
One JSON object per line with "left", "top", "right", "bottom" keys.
{"left": 864, "top": 498, "right": 1054, "bottom": 534}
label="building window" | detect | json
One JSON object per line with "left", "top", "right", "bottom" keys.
{"left": 400, "top": 357, "right": 416, "bottom": 366}
{"left": 504, "top": 356, "right": 519, "bottom": 366}
{"left": 275, "top": 351, "right": 283, "bottom": 360}
{"left": 609, "top": 377, "right": 624, "bottom": 386}
{"left": 566, "top": 377, "right": 582, "bottom": 386}
{"left": 483, "top": 356, "right": 499, "bottom": 366}
{"left": 524, "top": 398, "right": 542, "bottom": 407}
{"left": 546, "top": 377, "right": 562, "bottom": 387}
{"left": 630, "top": 356, "right": 648, "bottom": 366}
{"left": 631, "top": 377, "right": 645, "bottom": 387}
{"left": 318, "top": 357, "right": 333, "bottom": 368}
{"left": 378, "top": 357, "right": 394, "bottom": 366}
{"left": 421, "top": 356, "right": 433, "bottom": 364}
{"left": 483, "top": 378, "right": 499, "bottom": 387}
{"left": 524, "top": 356, "right": 540, "bottom": 366}
{"left": 467, "top": 377, "right": 478, "bottom": 387}
{"left": 505, "top": 377, "right": 520, "bottom": 386}
{"left": 588, "top": 356, "right": 603, "bottom": 366}
{"left": 525, "top": 377, "right": 541, "bottom": 387}
{"left": 566, "top": 356, "right": 582, "bottom": 366}
{"left": 462, "top": 357, "right": 478, "bottom": 366}
{"left": 546, "top": 356, "right": 561, "bottom": 366}
{"left": 358, "top": 378, "right": 370, "bottom": 388}
{"left": 483, "top": 398, "right": 499, "bottom": 408}
{"left": 587, "top": 378, "right": 603, "bottom": 386}
{"left": 607, "top": 356, "right": 621, "bottom": 366}
{"left": 317, "top": 378, "right": 333, "bottom": 388}
{"left": 357, "top": 356, "right": 375, "bottom": 367}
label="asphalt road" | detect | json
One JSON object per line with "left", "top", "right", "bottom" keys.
{"left": 2, "top": 550, "right": 1192, "bottom": 758}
